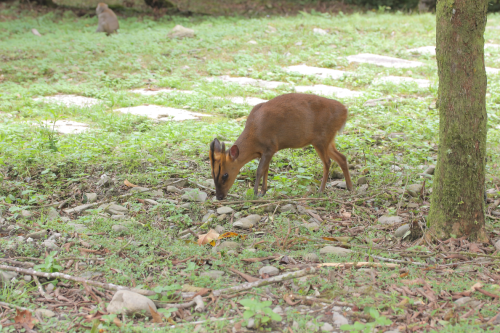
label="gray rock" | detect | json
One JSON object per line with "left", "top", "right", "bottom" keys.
{"left": 292, "top": 321, "right": 299, "bottom": 330}
{"left": 495, "top": 239, "right": 500, "bottom": 251}
{"left": 164, "top": 178, "right": 188, "bottom": 187}
{"left": 356, "top": 176, "right": 368, "bottom": 185}
{"left": 112, "top": 225, "right": 129, "bottom": 234}
{"left": 424, "top": 165, "right": 435, "bottom": 175}
{"left": 200, "top": 270, "right": 225, "bottom": 279}
{"left": 454, "top": 297, "right": 472, "bottom": 305}
{"left": 67, "top": 223, "right": 87, "bottom": 232}
{"left": 378, "top": 215, "right": 403, "bottom": 225}
{"left": 332, "top": 180, "right": 347, "bottom": 189}
{"left": 217, "top": 206, "right": 234, "bottom": 214}
{"left": 103, "top": 203, "right": 128, "bottom": 215}
{"left": 215, "top": 241, "right": 239, "bottom": 252}
{"left": 321, "top": 322, "right": 334, "bottom": 332}
{"left": 272, "top": 305, "right": 284, "bottom": 315}
{"left": 63, "top": 203, "right": 95, "bottom": 214}
{"left": 319, "top": 246, "right": 352, "bottom": 257}
{"left": 202, "top": 213, "right": 217, "bottom": 223}
{"left": 333, "top": 311, "right": 349, "bottom": 327}
{"left": 97, "top": 175, "right": 112, "bottom": 187}
{"left": 26, "top": 237, "right": 34, "bottom": 243}
{"left": 144, "top": 199, "right": 159, "bottom": 205}
{"left": 390, "top": 165, "right": 402, "bottom": 172}
{"left": 168, "top": 25, "right": 195, "bottom": 39}
{"left": 130, "top": 187, "right": 163, "bottom": 197}
{"left": 233, "top": 218, "right": 255, "bottom": 229}
{"left": 21, "top": 210, "right": 32, "bottom": 219}
{"left": 214, "top": 224, "right": 224, "bottom": 234}
{"left": 83, "top": 193, "right": 97, "bottom": 203}
{"left": 394, "top": 224, "right": 410, "bottom": 238}
{"left": 107, "top": 290, "right": 157, "bottom": 316}
{"left": 247, "top": 317, "right": 255, "bottom": 329}
{"left": 181, "top": 189, "right": 207, "bottom": 202}
{"left": 247, "top": 214, "right": 261, "bottom": 223}
{"left": 264, "top": 204, "right": 277, "bottom": 212}
{"left": 111, "top": 215, "right": 127, "bottom": 221}
{"left": 27, "top": 230, "right": 48, "bottom": 239}
{"left": 43, "top": 240, "right": 59, "bottom": 250}
{"left": 407, "top": 184, "right": 423, "bottom": 194}
{"left": 217, "top": 214, "right": 227, "bottom": 221}
{"left": 280, "top": 204, "right": 296, "bottom": 213}
{"left": 306, "top": 321, "right": 319, "bottom": 331}
{"left": 46, "top": 283, "right": 55, "bottom": 293}
{"left": 313, "top": 28, "right": 328, "bottom": 35}
{"left": 259, "top": 266, "right": 279, "bottom": 276}
{"left": 24, "top": 275, "right": 32, "bottom": 282}
{"left": 388, "top": 133, "right": 407, "bottom": 140}
{"left": 35, "top": 309, "right": 56, "bottom": 318}
{"left": 167, "top": 186, "right": 182, "bottom": 193}
{"left": 61, "top": 217, "right": 70, "bottom": 223}
{"left": 358, "top": 184, "right": 369, "bottom": 193}
{"left": 180, "top": 203, "right": 191, "bottom": 208}
{"left": 303, "top": 253, "right": 319, "bottom": 262}
{"left": 305, "top": 222, "right": 320, "bottom": 231}
{"left": 0, "top": 270, "right": 18, "bottom": 284}
{"left": 205, "top": 179, "right": 215, "bottom": 188}
{"left": 47, "top": 208, "right": 60, "bottom": 222}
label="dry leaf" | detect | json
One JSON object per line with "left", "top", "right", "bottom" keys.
{"left": 308, "top": 211, "right": 324, "bottom": 222}
{"left": 14, "top": 309, "right": 34, "bottom": 329}
{"left": 341, "top": 212, "right": 352, "bottom": 218}
{"left": 113, "top": 316, "right": 122, "bottom": 327}
{"left": 182, "top": 285, "right": 206, "bottom": 293}
{"left": 124, "top": 179, "right": 138, "bottom": 187}
{"left": 149, "top": 305, "right": 163, "bottom": 323}
{"left": 469, "top": 243, "right": 483, "bottom": 253}
{"left": 228, "top": 267, "right": 260, "bottom": 283}
{"left": 470, "top": 282, "right": 484, "bottom": 292}
{"left": 283, "top": 294, "right": 300, "bottom": 306}
{"left": 197, "top": 229, "right": 219, "bottom": 246}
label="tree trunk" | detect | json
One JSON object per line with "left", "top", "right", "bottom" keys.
{"left": 428, "top": 0, "right": 489, "bottom": 242}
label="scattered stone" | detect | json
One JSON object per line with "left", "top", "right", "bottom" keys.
{"left": 217, "top": 214, "right": 227, "bottom": 221}
{"left": 259, "top": 266, "right": 279, "bottom": 276}
{"left": 42, "top": 240, "right": 59, "bottom": 250}
{"left": 284, "top": 64, "right": 347, "bottom": 80}
{"left": 233, "top": 218, "right": 255, "bottom": 229}
{"left": 168, "top": 25, "right": 195, "bottom": 38}
{"left": 407, "top": 184, "right": 423, "bottom": 194}
{"left": 181, "top": 189, "right": 208, "bottom": 202}
{"left": 407, "top": 45, "right": 436, "bottom": 55}
{"left": 319, "top": 246, "right": 352, "bottom": 257}
{"left": 107, "top": 290, "right": 157, "bottom": 316}
{"left": 63, "top": 203, "right": 95, "bottom": 214}
{"left": 303, "top": 253, "right": 319, "bottom": 262}
{"left": 356, "top": 176, "right": 367, "bottom": 185}
{"left": 272, "top": 305, "right": 284, "bottom": 315}
{"left": 112, "top": 225, "right": 129, "bottom": 234}
{"left": 83, "top": 193, "right": 97, "bottom": 203}
{"left": 97, "top": 175, "right": 112, "bottom": 187}
{"left": 102, "top": 203, "right": 128, "bottom": 215}
{"left": 347, "top": 53, "right": 424, "bottom": 68}
{"left": 217, "top": 206, "right": 234, "bottom": 214}
{"left": 116, "top": 105, "right": 211, "bottom": 122}
{"left": 46, "top": 283, "right": 55, "bottom": 293}
{"left": 24, "top": 275, "right": 32, "bottom": 282}
{"left": 165, "top": 178, "right": 188, "bottom": 187}
{"left": 248, "top": 40, "right": 258, "bottom": 45}
{"left": 111, "top": 214, "right": 127, "bottom": 221}
{"left": 494, "top": 239, "right": 500, "bottom": 251}
{"left": 46, "top": 208, "right": 60, "bottom": 222}
{"left": 424, "top": 165, "right": 435, "bottom": 175}
{"left": 21, "top": 210, "right": 32, "bottom": 219}
{"left": 321, "top": 322, "right": 334, "bottom": 332}
{"left": 264, "top": 204, "right": 277, "bottom": 212}
{"left": 27, "top": 230, "right": 48, "bottom": 239}
{"left": 67, "top": 223, "right": 87, "bottom": 232}
{"left": 306, "top": 321, "right": 319, "bottom": 331}
{"left": 167, "top": 186, "right": 183, "bottom": 193}
{"left": 305, "top": 222, "right": 320, "bottom": 231}
{"left": 35, "top": 309, "right": 56, "bottom": 318}
{"left": 395, "top": 224, "right": 410, "bottom": 238}
{"left": 200, "top": 270, "right": 225, "bottom": 279}
{"left": 280, "top": 204, "right": 296, "bottom": 213}
{"left": 215, "top": 241, "right": 239, "bottom": 252}
{"left": 202, "top": 213, "right": 217, "bottom": 223}
{"left": 247, "top": 318, "right": 255, "bottom": 329}
{"left": 390, "top": 165, "right": 402, "bottom": 172}
{"left": 388, "top": 132, "right": 408, "bottom": 140}
{"left": 180, "top": 203, "right": 191, "bottom": 209}
{"left": 0, "top": 270, "right": 18, "bottom": 284}
{"left": 331, "top": 180, "right": 347, "bottom": 189}
{"left": 246, "top": 214, "right": 261, "bottom": 224}
{"left": 205, "top": 179, "right": 215, "bottom": 188}
{"left": 333, "top": 311, "right": 349, "bottom": 327}
{"left": 454, "top": 297, "right": 472, "bottom": 305}
{"left": 144, "top": 199, "right": 159, "bottom": 205}
{"left": 374, "top": 76, "right": 431, "bottom": 88}
{"left": 34, "top": 95, "right": 101, "bottom": 108}
{"left": 295, "top": 85, "right": 363, "bottom": 98}
{"left": 378, "top": 215, "right": 403, "bottom": 225}
{"left": 313, "top": 28, "right": 328, "bottom": 35}
{"left": 363, "top": 97, "right": 399, "bottom": 107}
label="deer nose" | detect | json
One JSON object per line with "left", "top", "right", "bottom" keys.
{"left": 216, "top": 194, "right": 224, "bottom": 200}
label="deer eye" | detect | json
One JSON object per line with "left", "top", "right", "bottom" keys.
{"left": 222, "top": 173, "right": 228, "bottom": 180}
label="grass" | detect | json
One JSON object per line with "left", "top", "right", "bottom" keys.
{"left": 1, "top": 2, "right": 500, "bottom": 332}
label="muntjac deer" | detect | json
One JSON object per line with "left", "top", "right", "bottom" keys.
{"left": 209, "top": 93, "right": 353, "bottom": 200}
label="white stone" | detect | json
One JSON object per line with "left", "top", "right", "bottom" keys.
{"left": 407, "top": 46, "right": 436, "bottom": 55}
{"left": 259, "top": 266, "right": 279, "bottom": 276}
{"left": 319, "top": 246, "right": 352, "bottom": 257}
{"left": 129, "top": 88, "right": 195, "bottom": 96}
{"left": 115, "top": 105, "right": 212, "bottom": 122}
{"left": 284, "top": 65, "right": 348, "bottom": 80}
{"left": 295, "top": 85, "right": 363, "bottom": 98}
{"left": 181, "top": 189, "right": 207, "bottom": 202}
{"left": 374, "top": 76, "right": 431, "bottom": 88}
{"left": 42, "top": 240, "right": 59, "bottom": 250}
{"left": 333, "top": 311, "right": 349, "bottom": 327}
{"left": 34, "top": 95, "right": 101, "bottom": 107}
{"left": 35, "top": 309, "right": 56, "bottom": 318}
{"left": 168, "top": 25, "right": 195, "bottom": 38}
{"left": 378, "top": 215, "right": 403, "bottom": 225}
{"left": 207, "top": 76, "right": 288, "bottom": 89}
{"left": 347, "top": 53, "right": 424, "bottom": 68}
{"left": 213, "top": 96, "right": 268, "bottom": 106}
{"left": 107, "top": 290, "right": 157, "bottom": 316}
{"left": 233, "top": 217, "right": 255, "bottom": 229}
{"left": 217, "top": 206, "right": 234, "bottom": 214}
{"left": 313, "top": 28, "right": 328, "bottom": 35}
{"left": 321, "top": 322, "right": 334, "bottom": 332}
{"left": 37, "top": 120, "right": 89, "bottom": 134}
{"left": 248, "top": 40, "right": 258, "bottom": 45}
{"left": 112, "top": 225, "right": 129, "bottom": 234}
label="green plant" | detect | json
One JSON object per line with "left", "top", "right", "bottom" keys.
{"left": 34, "top": 251, "right": 63, "bottom": 273}
{"left": 340, "top": 307, "right": 392, "bottom": 333}
{"left": 240, "top": 298, "right": 282, "bottom": 328}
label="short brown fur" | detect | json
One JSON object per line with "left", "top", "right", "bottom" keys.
{"left": 209, "top": 93, "right": 353, "bottom": 200}
{"left": 96, "top": 3, "right": 119, "bottom": 35}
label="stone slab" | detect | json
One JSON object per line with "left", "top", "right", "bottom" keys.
{"left": 374, "top": 76, "right": 431, "bottom": 88}
{"left": 115, "top": 105, "right": 212, "bottom": 121}
{"left": 407, "top": 46, "right": 435, "bottom": 55}
{"left": 213, "top": 96, "right": 268, "bottom": 106}
{"left": 284, "top": 65, "right": 347, "bottom": 80}
{"left": 39, "top": 120, "right": 89, "bottom": 134}
{"left": 295, "top": 84, "right": 363, "bottom": 98}
{"left": 347, "top": 53, "right": 424, "bottom": 68}
{"left": 129, "top": 88, "right": 195, "bottom": 96}
{"left": 34, "top": 95, "right": 101, "bottom": 107}
{"left": 207, "top": 76, "right": 288, "bottom": 89}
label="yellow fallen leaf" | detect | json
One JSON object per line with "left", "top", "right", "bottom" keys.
{"left": 182, "top": 284, "right": 205, "bottom": 292}
{"left": 148, "top": 305, "right": 163, "bottom": 323}
{"left": 470, "top": 282, "right": 483, "bottom": 292}
{"left": 124, "top": 179, "right": 138, "bottom": 187}
{"left": 197, "top": 229, "right": 219, "bottom": 246}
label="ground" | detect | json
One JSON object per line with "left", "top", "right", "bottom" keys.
{"left": 1, "top": 2, "right": 500, "bottom": 333}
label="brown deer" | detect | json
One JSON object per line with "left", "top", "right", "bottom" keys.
{"left": 209, "top": 93, "right": 353, "bottom": 200}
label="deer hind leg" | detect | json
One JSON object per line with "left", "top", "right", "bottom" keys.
{"left": 313, "top": 144, "right": 332, "bottom": 193}
{"left": 328, "top": 142, "right": 353, "bottom": 191}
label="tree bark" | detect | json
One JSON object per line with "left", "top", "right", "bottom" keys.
{"left": 428, "top": 0, "right": 489, "bottom": 242}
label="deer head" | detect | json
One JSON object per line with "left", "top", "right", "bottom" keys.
{"left": 209, "top": 138, "right": 240, "bottom": 200}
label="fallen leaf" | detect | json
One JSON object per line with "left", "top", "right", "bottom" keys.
{"left": 197, "top": 229, "right": 220, "bottom": 246}
{"left": 470, "top": 282, "right": 484, "bottom": 292}
{"left": 14, "top": 309, "right": 34, "bottom": 329}
{"left": 241, "top": 255, "right": 281, "bottom": 263}
{"left": 469, "top": 243, "right": 483, "bottom": 253}
{"left": 283, "top": 294, "right": 300, "bottom": 306}
{"left": 218, "top": 232, "right": 247, "bottom": 240}
{"left": 308, "top": 211, "right": 324, "bottom": 222}
{"left": 341, "top": 212, "right": 352, "bottom": 218}
{"left": 113, "top": 316, "right": 122, "bottom": 327}
{"left": 228, "top": 267, "right": 260, "bottom": 283}
{"left": 124, "top": 179, "right": 138, "bottom": 188}
{"left": 149, "top": 305, "right": 163, "bottom": 323}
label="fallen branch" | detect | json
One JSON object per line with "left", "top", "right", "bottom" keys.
{"left": 227, "top": 267, "right": 260, "bottom": 283}
{"left": 33, "top": 275, "right": 52, "bottom": 300}
{"left": 316, "top": 262, "right": 399, "bottom": 269}
{"left": 156, "top": 300, "right": 196, "bottom": 309}
{"left": 0, "top": 258, "right": 35, "bottom": 268}
{"left": 370, "top": 255, "right": 427, "bottom": 267}
{"left": 0, "top": 301, "right": 31, "bottom": 311}
{"left": 0, "top": 265, "right": 154, "bottom": 296}
{"left": 212, "top": 267, "right": 316, "bottom": 297}
{"left": 169, "top": 317, "right": 235, "bottom": 329}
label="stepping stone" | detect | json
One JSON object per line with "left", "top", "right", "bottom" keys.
{"left": 347, "top": 53, "right": 424, "bottom": 68}
{"left": 374, "top": 76, "right": 431, "bottom": 88}
{"left": 39, "top": 120, "right": 89, "bottom": 134}
{"left": 486, "top": 67, "right": 500, "bottom": 75}
{"left": 207, "top": 76, "right": 288, "bottom": 89}
{"left": 284, "top": 65, "right": 348, "bottom": 80}
{"left": 115, "top": 105, "right": 212, "bottom": 121}
{"left": 407, "top": 46, "right": 435, "bottom": 55}
{"left": 34, "top": 95, "right": 101, "bottom": 107}
{"left": 295, "top": 85, "right": 363, "bottom": 98}
{"left": 129, "top": 88, "right": 195, "bottom": 96}
{"left": 213, "top": 96, "right": 268, "bottom": 106}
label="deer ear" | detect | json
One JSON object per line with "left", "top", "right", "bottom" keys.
{"left": 210, "top": 138, "right": 221, "bottom": 153}
{"left": 229, "top": 145, "right": 239, "bottom": 160}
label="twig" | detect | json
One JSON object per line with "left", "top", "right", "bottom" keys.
{"left": 0, "top": 264, "right": 154, "bottom": 296}
{"left": 193, "top": 182, "right": 239, "bottom": 198}
{"left": 33, "top": 275, "right": 52, "bottom": 300}
{"left": 0, "top": 301, "right": 31, "bottom": 311}
{"left": 115, "top": 238, "right": 133, "bottom": 256}
{"left": 155, "top": 300, "right": 196, "bottom": 309}
{"left": 370, "top": 255, "right": 427, "bottom": 267}
{"left": 168, "top": 317, "right": 236, "bottom": 328}
{"left": 212, "top": 267, "right": 316, "bottom": 297}
{"left": 0, "top": 258, "right": 35, "bottom": 267}
{"left": 317, "top": 262, "right": 399, "bottom": 269}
